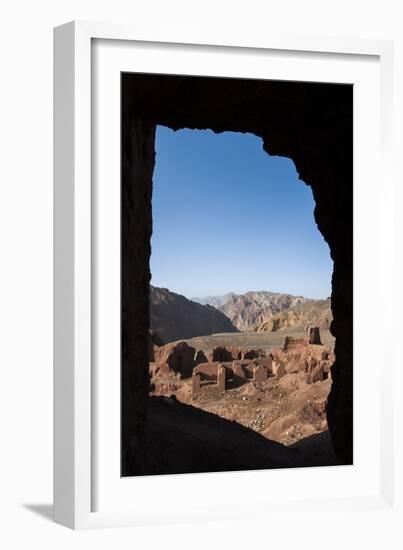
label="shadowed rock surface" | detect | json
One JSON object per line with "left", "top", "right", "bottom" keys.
{"left": 194, "top": 349, "right": 208, "bottom": 365}
{"left": 140, "top": 396, "right": 306, "bottom": 476}
{"left": 291, "top": 431, "right": 340, "bottom": 467}
{"left": 150, "top": 285, "right": 238, "bottom": 343}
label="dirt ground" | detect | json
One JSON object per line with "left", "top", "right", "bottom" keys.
{"left": 149, "top": 335, "right": 338, "bottom": 467}
{"left": 174, "top": 371, "right": 330, "bottom": 446}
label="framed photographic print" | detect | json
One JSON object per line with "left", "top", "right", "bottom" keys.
{"left": 54, "top": 21, "right": 396, "bottom": 529}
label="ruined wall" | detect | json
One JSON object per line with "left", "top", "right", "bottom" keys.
{"left": 121, "top": 73, "right": 353, "bottom": 470}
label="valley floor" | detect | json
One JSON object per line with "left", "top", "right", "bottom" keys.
{"left": 182, "top": 328, "right": 335, "bottom": 352}
{"left": 147, "top": 330, "right": 339, "bottom": 473}
{"left": 176, "top": 370, "right": 332, "bottom": 449}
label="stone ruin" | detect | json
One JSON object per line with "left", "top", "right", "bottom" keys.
{"left": 153, "top": 340, "right": 196, "bottom": 378}
{"left": 191, "top": 356, "right": 273, "bottom": 398}
{"left": 281, "top": 326, "right": 323, "bottom": 351}
{"left": 192, "top": 362, "right": 226, "bottom": 396}
{"left": 272, "top": 360, "right": 286, "bottom": 380}
{"left": 282, "top": 335, "right": 308, "bottom": 352}
{"left": 149, "top": 338, "right": 276, "bottom": 398}
{"left": 150, "top": 332, "right": 333, "bottom": 400}
{"left": 305, "top": 349, "right": 332, "bottom": 384}
{"left": 272, "top": 327, "right": 334, "bottom": 385}
{"left": 194, "top": 349, "right": 208, "bottom": 365}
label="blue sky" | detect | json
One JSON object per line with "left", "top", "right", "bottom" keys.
{"left": 150, "top": 126, "right": 332, "bottom": 300}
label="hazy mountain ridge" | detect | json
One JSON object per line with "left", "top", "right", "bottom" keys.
{"left": 216, "top": 290, "right": 308, "bottom": 331}
{"left": 192, "top": 292, "right": 237, "bottom": 308}
{"left": 150, "top": 286, "right": 238, "bottom": 344}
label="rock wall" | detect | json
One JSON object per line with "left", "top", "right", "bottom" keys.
{"left": 121, "top": 106, "right": 156, "bottom": 476}
{"left": 121, "top": 74, "right": 353, "bottom": 471}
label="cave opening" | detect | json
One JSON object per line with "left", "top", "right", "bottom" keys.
{"left": 121, "top": 73, "right": 353, "bottom": 476}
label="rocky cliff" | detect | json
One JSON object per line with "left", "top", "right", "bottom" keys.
{"left": 255, "top": 298, "right": 332, "bottom": 333}
{"left": 150, "top": 286, "right": 238, "bottom": 343}
{"left": 217, "top": 291, "right": 307, "bottom": 331}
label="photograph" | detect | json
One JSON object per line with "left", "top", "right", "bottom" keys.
{"left": 120, "top": 73, "right": 353, "bottom": 476}
{"left": 0, "top": 0, "right": 398, "bottom": 542}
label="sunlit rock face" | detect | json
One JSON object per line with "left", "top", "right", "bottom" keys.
{"left": 122, "top": 74, "right": 352, "bottom": 474}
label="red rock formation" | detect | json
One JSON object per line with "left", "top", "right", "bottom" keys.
{"left": 305, "top": 356, "right": 331, "bottom": 384}
{"left": 218, "top": 290, "right": 307, "bottom": 331}
{"left": 271, "top": 340, "right": 334, "bottom": 384}
{"left": 256, "top": 298, "right": 332, "bottom": 333}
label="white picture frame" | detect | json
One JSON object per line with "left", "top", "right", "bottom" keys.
{"left": 54, "top": 20, "right": 397, "bottom": 530}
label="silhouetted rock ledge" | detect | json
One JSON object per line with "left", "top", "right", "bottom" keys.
{"left": 128, "top": 396, "right": 307, "bottom": 476}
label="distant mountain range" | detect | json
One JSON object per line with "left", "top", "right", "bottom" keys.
{"left": 150, "top": 286, "right": 238, "bottom": 344}
{"left": 195, "top": 290, "right": 308, "bottom": 331}
{"left": 151, "top": 287, "right": 332, "bottom": 343}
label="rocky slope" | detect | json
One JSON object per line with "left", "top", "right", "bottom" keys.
{"left": 150, "top": 286, "right": 238, "bottom": 344}
{"left": 255, "top": 298, "right": 332, "bottom": 333}
{"left": 217, "top": 291, "right": 308, "bottom": 331}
